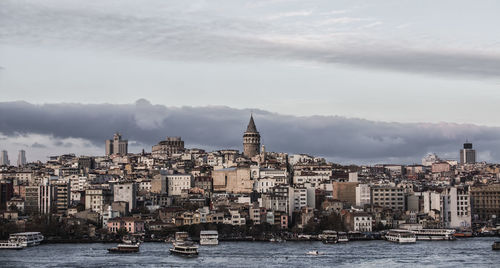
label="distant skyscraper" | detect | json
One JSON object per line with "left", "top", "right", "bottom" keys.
{"left": 0, "top": 150, "right": 10, "bottom": 166}
{"left": 460, "top": 142, "right": 476, "bottom": 164}
{"left": 17, "top": 150, "right": 27, "bottom": 167}
{"left": 105, "top": 133, "right": 128, "bottom": 156}
{"left": 243, "top": 115, "right": 261, "bottom": 158}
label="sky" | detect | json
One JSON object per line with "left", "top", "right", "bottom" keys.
{"left": 1, "top": 0, "right": 500, "bottom": 164}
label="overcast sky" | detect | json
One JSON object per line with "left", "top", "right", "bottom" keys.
{"left": 1, "top": 0, "right": 500, "bottom": 163}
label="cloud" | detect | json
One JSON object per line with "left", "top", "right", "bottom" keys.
{"left": 31, "top": 142, "right": 47, "bottom": 148}
{"left": 1, "top": 0, "right": 499, "bottom": 78}
{"left": 1, "top": 100, "right": 500, "bottom": 164}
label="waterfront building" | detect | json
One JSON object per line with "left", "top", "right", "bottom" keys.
{"left": 440, "top": 186, "right": 471, "bottom": 229}
{"left": 105, "top": 133, "right": 128, "bottom": 156}
{"left": 243, "top": 115, "right": 260, "bottom": 158}
{"left": 345, "top": 211, "right": 373, "bottom": 232}
{"left": 470, "top": 184, "right": 500, "bottom": 222}
{"left": 17, "top": 150, "right": 27, "bottom": 167}
{"left": 152, "top": 137, "right": 185, "bottom": 159}
{"left": 107, "top": 217, "right": 144, "bottom": 234}
{"left": 460, "top": 142, "right": 476, "bottom": 164}
{"left": 113, "top": 182, "right": 137, "bottom": 212}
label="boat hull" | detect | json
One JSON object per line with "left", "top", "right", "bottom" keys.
{"left": 170, "top": 248, "right": 199, "bottom": 257}
{"left": 108, "top": 248, "right": 139, "bottom": 253}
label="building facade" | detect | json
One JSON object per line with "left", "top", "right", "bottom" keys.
{"left": 460, "top": 142, "right": 476, "bottom": 164}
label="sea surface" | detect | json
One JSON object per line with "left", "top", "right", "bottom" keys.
{"left": 1, "top": 237, "right": 499, "bottom": 267}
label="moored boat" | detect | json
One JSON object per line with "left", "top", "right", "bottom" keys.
{"left": 320, "top": 230, "right": 338, "bottom": 244}
{"left": 7, "top": 232, "right": 44, "bottom": 247}
{"left": 170, "top": 242, "right": 198, "bottom": 257}
{"left": 385, "top": 229, "right": 417, "bottom": 244}
{"left": 200, "top": 230, "right": 219, "bottom": 246}
{"left": 410, "top": 229, "right": 456, "bottom": 241}
{"left": 337, "top": 232, "right": 349, "bottom": 243}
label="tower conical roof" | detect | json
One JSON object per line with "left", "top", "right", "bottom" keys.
{"left": 246, "top": 115, "right": 258, "bottom": 133}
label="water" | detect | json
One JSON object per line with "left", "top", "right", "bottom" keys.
{"left": 1, "top": 238, "right": 499, "bottom": 267}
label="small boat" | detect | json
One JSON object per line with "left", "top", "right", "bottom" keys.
{"left": 306, "top": 250, "right": 320, "bottom": 256}
{"left": 493, "top": 241, "right": 500, "bottom": 250}
{"left": 170, "top": 242, "right": 198, "bottom": 257}
{"left": 385, "top": 229, "right": 417, "bottom": 244}
{"left": 107, "top": 242, "right": 140, "bottom": 253}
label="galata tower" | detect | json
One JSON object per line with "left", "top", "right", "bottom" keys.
{"left": 243, "top": 115, "right": 261, "bottom": 158}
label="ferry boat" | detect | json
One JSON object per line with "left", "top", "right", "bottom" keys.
{"left": 7, "top": 232, "right": 44, "bottom": 247}
{"left": 200, "top": 230, "right": 218, "bottom": 246}
{"left": 385, "top": 230, "right": 417, "bottom": 244}
{"left": 492, "top": 241, "right": 500, "bottom": 250}
{"left": 320, "top": 230, "right": 338, "bottom": 244}
{"left": 337, "top": 232, "right": 349, "bottom": 243}
{"left": 170, "top": 241, "right": 199, "bottom": 257}
{"left": 410, "top": 229, "right": 456, "bottom": 241}
{"left": 107, "top": 242, "right": 141, "bottom": 253}
{"left": 0, "top": 237, "right": 25, "bottom": 250}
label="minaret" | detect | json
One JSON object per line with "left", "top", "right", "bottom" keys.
{"left": 243, "top": 115, "right": 261, "bottom": 158}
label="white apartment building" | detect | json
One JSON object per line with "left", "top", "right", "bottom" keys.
{"left": 355, "top": 184, "right": 371, "bottom": 207}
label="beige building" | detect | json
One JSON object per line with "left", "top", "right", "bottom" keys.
{"left": 167, "top": 174, "right": 192, "bottom": 196}
{"left": 212, "top": 167, "right": 253, "bottom": 193}
{"left": 105, "top": 133, "right": 128, "bottom": 156}
{"left": 332, "top": 182, "right": 359, "bottom": 205}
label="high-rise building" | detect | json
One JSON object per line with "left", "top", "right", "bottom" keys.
{"left": 0, "top": 150, "right": 10, "bottom": 166}
{"left": 460, "top": 142, "right": 476, "bottom": 164}
{"left": 105, "top": 133, "right": 128, "bottom": 156}
{"left": 17, "top": 150, "right": 27, "bottom": 167}
{"left": 243, "top": 115, "right": 260, "bottom": 158}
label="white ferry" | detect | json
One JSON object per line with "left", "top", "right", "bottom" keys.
{"left": 200, "top": 230, "right": 219, "bottom": 246}
{"left": 108, "top": 242, "right": 141, "bottom": 253}
{"left": 410, "top": 229, "right": 456, "bottom": 241}
{"left": 0, "top": 237, "right": 25, "bottom": 250}
{"left": 385, "top": 230, "right": 416, "bottom": 244}
{"left": 170, "top": 241, "right": 199, "bottom": 257}
{"left": 8, "top": 232, "right": 44, "bottom": 247}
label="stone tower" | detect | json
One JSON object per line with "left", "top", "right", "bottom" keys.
{"left": 243, "top": 115, "right": 261, "bottom": 158}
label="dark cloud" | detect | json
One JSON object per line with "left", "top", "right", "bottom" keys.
{"left": 1, "top": 100, "right": 500, "bottom": 164}
{"left": 31, "top": 142, "right": 47, "bottom": 148}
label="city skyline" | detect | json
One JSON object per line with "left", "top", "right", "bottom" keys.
{"left": 0, "top": 100, "right": 495, "bottom": 165}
